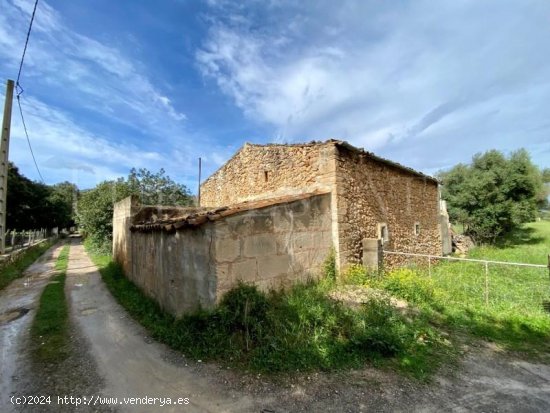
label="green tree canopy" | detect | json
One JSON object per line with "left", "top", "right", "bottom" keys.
{"left": 127, "top": 167, "right": 191, "bottom": 206}
{"left": 7, "top": 163, "right": 76, "bottom": 230}
{"left": 76, "top": 168, "right": 192, "bottom": 251}
{"left": 541, "top": 168, "right": 550, "bottom": 210}
{"left": 439, "top": 149, "right": 544, "bottom": 243}
{"left": 76, "top": 179, "right": 131, "bottom": 249}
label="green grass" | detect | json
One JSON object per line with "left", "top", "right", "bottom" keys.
{"left": 86, "top": 221, "right": 550, "bottom": 379}
{"left": 367, "top": 221, "right": 550, "bottom": 354}
{"left": 0, "top": 240, "right": 56, "bottom": 291}
{"left": 87, "top": 240, "right": 452, "bottom": 380}
{"left": 30, "top": 244, "right": 70, "bottom": 363}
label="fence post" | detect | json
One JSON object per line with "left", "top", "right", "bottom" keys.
{"left": 484, "top": 261, "right": 489, "bottom": 306}
{"left": 428, "top": 256, "right": 432, "bottom": 277}
{"left": 362, "top": 238, "right": 383, "bottom": 273}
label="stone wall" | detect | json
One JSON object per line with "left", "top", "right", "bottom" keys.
{"left": 200, "top": 142, "right": 337, "bottom": 207}
{"left": 113, "top": 193, "right": 332, "bottom": 317}
{"left": 439, "top": 200, "right": 452, "bottom": 255}
{"left": 200, "top": 140, "right": 443, "bottom": 270}
{"left": 334, "top": 145, "right": 442, "bottom": 268}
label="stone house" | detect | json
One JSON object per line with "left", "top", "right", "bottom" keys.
{"left": 113, "top": 139, "right": 449, "bottom": 317}
{"left": 200, "top": 139, "right": 447, "bottom": 269}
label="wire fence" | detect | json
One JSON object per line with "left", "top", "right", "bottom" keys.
{"left": 383, "top": 250, "right": 550, "bottom": 315}
{"left": 5, "top": 228, "right": 49, "bottom": 251}
{"left": 0, "top": 229, "right": 58, "bottom": 268}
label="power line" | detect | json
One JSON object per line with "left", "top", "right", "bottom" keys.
{"left": 16, "top": 95, "right": 44, "bottom": 183}
{"left": 16, "top": 0, "right": 39, "bottom": 96}
{"left": 13, "top": 0, "right": 44, "bottom": 183}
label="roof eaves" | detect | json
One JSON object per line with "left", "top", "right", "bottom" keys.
{"left": 130, "top": 190, "right": 331, "bottom": 233}
{"left": 333, "top": 140, "right": 439, "bottom": 184}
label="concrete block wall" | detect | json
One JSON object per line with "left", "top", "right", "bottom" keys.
{"left": 130, "top": 226, "right": 217, "bottom": 317}
{"left": 213, "top": 193, "right": 332, "bottom": 299}
{"left": 113, "top": 193, "right": 333, "bottom": 317}
{"left": 112, "top": 195, "right": 140, "bottom": 276}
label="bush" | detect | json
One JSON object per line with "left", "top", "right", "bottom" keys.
{"left": 439, "top": 149, "right": 544, "bottom": 243}
{"left": 90, "top": 250, "right": 428, "bottom": 374}
{"left": 218, "top": 283, "right": 270, "bottom": 348}
{"left": 351, "top": 299, "right": 408, "bottom": 356}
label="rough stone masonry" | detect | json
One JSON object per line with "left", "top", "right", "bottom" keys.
{"left": 113, "top": 139, "right": 451, "bottom": 316}
{"left": 201, "top": 140, "right": 448, "bottom": 269}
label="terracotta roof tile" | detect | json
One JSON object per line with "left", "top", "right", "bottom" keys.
{"left": 130, "top": 190, "right": 330, "bottom": 233}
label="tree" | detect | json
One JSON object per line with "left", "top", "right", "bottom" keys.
{"left": 48, "top": 182, "right": 79, "bottom": 229}
{"left": 539, "top": 167, "right": 550, "bottom": 210}
{"left": 6, "top": 163, "right": 75, "bottom": 230}
{"left": 127, "top": 168, "right": 191, "bottom": 206}
{"left": 439, "top": 149, "right": 544, "bottom": 243}
{"left": 76, "top": 179, "right": 132, "bottom": 249}
{"left": 76, "top": 168, "right": 193, "bottom": 251}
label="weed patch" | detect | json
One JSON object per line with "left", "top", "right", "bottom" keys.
{"left": 86, "top": 222, "right": 550, "bottom": 379}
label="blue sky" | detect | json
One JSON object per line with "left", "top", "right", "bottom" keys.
{"left": 0, "top": 0, "right": 548, "bottom": 191}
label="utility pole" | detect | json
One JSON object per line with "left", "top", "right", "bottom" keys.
{"left": 0, "top": 80, "right": 14, "bottom": 254}
{"left": 197, "top": 157, "right": 202, "bottom": 207}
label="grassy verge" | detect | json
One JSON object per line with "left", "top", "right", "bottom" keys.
{"left": 87, "top": 240, "right": 452, "bottom": 380}
{"left": 0, "top": 239, "right": 56, "bottom": 291}
{"left": 86, "top": 221, "right": 550, "bottom": 379}
{"left": 362, "top": 221, "right": 550, "bottom": 355}
{"left": 30, "top": 244, "right": 70, "bottom": 363}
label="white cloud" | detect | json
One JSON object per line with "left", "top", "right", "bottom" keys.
{"left": 1, "top": 0, "right": 187, "bottom": 137}
{"left": 9, "top": 95, "right": 165, "bottom": 185}
{"left": 197, "top": 0, "right": 550, "bottom": 170}
{"left": 0, "top": 0, "right": 197, "bottom": 186}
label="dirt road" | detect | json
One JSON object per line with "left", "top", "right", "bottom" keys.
{"left": 0, "top": 243, "right": 62, "bottom": 412}
{"left": 66, "top": 239, "right": 257, "bottom": 412}
{"left": 2, "top": 238, "right": 550, "bottom": 412}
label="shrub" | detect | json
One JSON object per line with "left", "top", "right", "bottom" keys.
{"left": 89, "top": 245, "right": 448, "bottom": 378}
{"left": 218, "top": 283, "right": 270, "bottom": 347}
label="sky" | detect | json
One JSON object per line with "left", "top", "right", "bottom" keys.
{"left": 0, "top": 0, "right": 549, "bottom": 191}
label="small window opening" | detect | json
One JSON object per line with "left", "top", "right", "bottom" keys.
{"left": 414, "top": 222, "right": 420, "bottom": 236}
{"left": 264, "top": 171, "right": 269, "bottom": 182}
{"left": 378, "top": 223, "right": 389, "bottom": 244}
